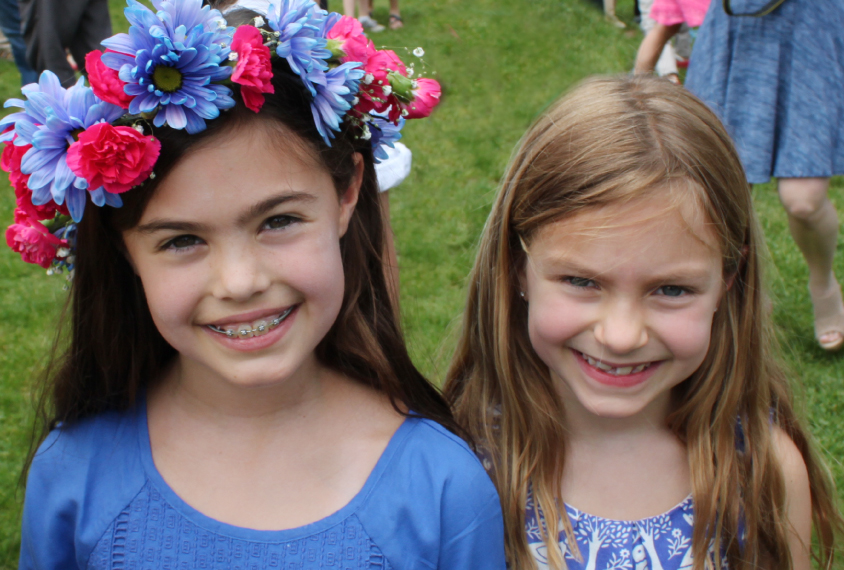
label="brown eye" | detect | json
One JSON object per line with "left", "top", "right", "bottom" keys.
{"left": 164, "top": 235, "right": 203, "bottom": 251}
{"left": 263, "top": 215, "right": 298, "bottom": 231}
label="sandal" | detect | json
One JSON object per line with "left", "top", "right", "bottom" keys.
{"left": 810, "top": 281, "right": 844, "bottom": 352}
{"left": 358, "top": 15, "right": 385, "bottom": 33}
{"left": 389, "top": 14, "right": 403, "bottom": 29}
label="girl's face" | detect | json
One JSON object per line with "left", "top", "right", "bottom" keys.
{"left": 122, "top": 126, "right": 360, "bottom": 389}
{"left": 521, "top": 191, "right": 726, "bottom": 420}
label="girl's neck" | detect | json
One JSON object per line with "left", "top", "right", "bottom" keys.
{"left": 557, "top": 381, "right": 674, "bottom": 444}
{"left": 154, "top": 354, "right": 336, "bottom": 426}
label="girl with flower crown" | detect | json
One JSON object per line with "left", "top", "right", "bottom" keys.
{"left": 444, "top": 76, "right": 842, "bottom": 570}
{"left": 5, "top": 1, "right": 504, "bottom": 568}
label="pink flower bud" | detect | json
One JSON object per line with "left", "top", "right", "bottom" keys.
{"left": 230, "top": 25, "right": 275, "bottom": 113}
{"left": 86, "top": 50, "right": 134, "bottom": 109}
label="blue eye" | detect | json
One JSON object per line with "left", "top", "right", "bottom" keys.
{"left": 565, "top": 276, "right": 597, "bottom": 288}
{"left": 263, "top": 215, "right": 298, "bottom": 231}
{"left": 656, "top": 285, "right": 686, "bottom": 297}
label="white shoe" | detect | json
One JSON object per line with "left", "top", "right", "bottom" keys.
{"left": 358, "top": 15, "right": 385, "bottom": 32}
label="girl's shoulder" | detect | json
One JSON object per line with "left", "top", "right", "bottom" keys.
{"left": 355, "top": 415, "right": 505, "bottom": 567}
{"left": 20, "top": 405, "right": 148, "bottom": 570}
{"left": 370, "top": 414, "right": 495, "bottom": 494}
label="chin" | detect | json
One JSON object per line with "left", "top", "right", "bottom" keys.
{"left": 580, "top": 396, "right": 650, "bottom": 419}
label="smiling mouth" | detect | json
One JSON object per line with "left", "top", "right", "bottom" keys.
{"left": 207, "top": 306, "right": 296, "bottom": 339}
{"left": 577, "top": 351, "right": 654, "bottom": 376}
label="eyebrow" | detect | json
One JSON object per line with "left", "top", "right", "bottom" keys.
{"left": 541, "top": 256, "right": 714, "bottom": 283}
{"left": 135, "top": 191, "right": 318, "bottom": 235}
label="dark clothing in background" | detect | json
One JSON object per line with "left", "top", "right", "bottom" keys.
{"left": 0, "top": 0, "right": 38, "bottom": 85}
{"left": 19, "top": 0, "right": 111, "bottom": 86}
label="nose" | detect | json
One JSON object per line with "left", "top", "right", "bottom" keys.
{"left": 210, "top": 244, "right": 271, "bottom": 301}
{"left": 593, "top": 298, "right": 649, "bottom": 355}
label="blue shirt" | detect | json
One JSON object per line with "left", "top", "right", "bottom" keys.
{"left": 20, "top": 399, "right": 506, "bottom": 570}
{"left": 525, "top": 491, "right": 727, "bottom": 570}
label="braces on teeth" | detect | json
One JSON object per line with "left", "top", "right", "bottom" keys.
{"left": 208, "top": 307, "right": 294, "bottom": 338}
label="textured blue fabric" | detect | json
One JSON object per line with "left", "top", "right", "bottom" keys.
{"left": 19, "top": 399, "right": 506, "bottom": 570}
{"left": 685, "top": 0, "right": 844, "bottom": 184}
{"left": 526, "top": 493, "right": 717, "bottom": 570}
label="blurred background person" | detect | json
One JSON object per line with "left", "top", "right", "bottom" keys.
{"left": 0, "top": 0, "right": 37, "bottom": 85}
{"left": 634, "top": 0, "right": 709, "bottom": 79}
{"left": 686, "top": 0, "right": 844, "bottom": 352}
{"left": 636, "top": 0, "right": 692, "bottom": 82}
{"left": 18, "top": 0, "right": 111, "bottom": 86}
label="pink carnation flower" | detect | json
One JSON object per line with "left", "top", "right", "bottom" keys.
{"left": 86, "top": 50, "right": 133, "bottom": 109}
{"left": 66, "top": 123, "right": 161, "bottom": 194}
{"left": 327, "top": 16, "right": 375, "bottom": 66}
{"left": 231, "top": 25, "right": 275, "bottom": 113}
{"left": 404, "top": 78, "right": 441, "bottom": 119}
{"left": 356, "top": 50, "right": 407, "bottom": 117}
{"left": 2, "top": 139, "right": 67, "bottom": 219}
{"left": 5, "top": 214, "right": 68, "bottom": 268}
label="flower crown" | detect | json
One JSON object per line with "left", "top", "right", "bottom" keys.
{"left": 1, "top": 0, "right": 440, "bottom": 274}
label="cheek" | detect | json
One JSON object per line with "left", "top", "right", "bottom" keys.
{"left": 653, "top": 306, "right": 716, "bottom": 360}
{"left": 526, "top": 288, "right": 584, "bottom": 356}
{"left": 135, "top": 264, "right": 202, "bottom": 336}
{"left": 272, "top": 228, "right": 346, "bottom": 318}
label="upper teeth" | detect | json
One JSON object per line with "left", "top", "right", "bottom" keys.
{"left": 208, "top": 307, "right": 294, "bottom": 339}
{"left": 582, "top": 353, "right": 650, "bottom": 376}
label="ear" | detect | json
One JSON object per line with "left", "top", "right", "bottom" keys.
{"left": 337, "top": 152, "right": 363, "bottom": 238}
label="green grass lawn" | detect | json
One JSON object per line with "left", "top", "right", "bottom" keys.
{"left": 0, "top": 0, "right": 841, "bottom": 566}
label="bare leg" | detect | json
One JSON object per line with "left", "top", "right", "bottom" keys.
{"left": 389, "top": 0, "right": 402, "bottom": 29}
{"left": 778, "top": 177, "right": 844, "bottom": 349}
{"left": 635, "top": 23, "right": 682, "bottom": 75}
{"left": 604, "top": 0, "right": 626, "bottom": 28}
{"left": 342, "top": 0, "right": 355, "bottom": 16}
{"left": 379, "top": 190, "right": 400, "bottom": 310}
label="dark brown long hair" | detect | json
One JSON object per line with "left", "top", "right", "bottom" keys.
{"left": 445, "top": 76, "right": 842, "bottom": 570}
{"left": 26, "top": 7, "right": 460, "bottom": 473}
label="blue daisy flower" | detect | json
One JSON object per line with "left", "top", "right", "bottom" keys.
{"left": 267, "top": 0, "right": 332, "bottom": 96}
{"left": 101, "top": 0, "right": 235, "bottom": 134}
{"left": 369, "top": 115, "right": 404, "bottom": 163}
{"left": 310, "top": 61, "right": 363, "bottom": 145}
{"left": 0, "top": 72, "right": 126, "bottom": 222}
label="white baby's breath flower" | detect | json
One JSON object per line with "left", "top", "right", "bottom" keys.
{"left": 253, "top": 16, "right": 266, "bottom": 27}
{"left": 413, "top": 47, "right": 424, "bottom": 57}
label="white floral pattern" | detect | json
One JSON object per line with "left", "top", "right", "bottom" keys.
{"left": 526, "top": 491, "right": 711, "bottom": 570}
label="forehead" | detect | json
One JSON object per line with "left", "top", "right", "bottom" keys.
{"left": 139, "top": 125, "right": 333, "bottom": 220}
{"left": 528, "top": 190, "right": 721, "bottom": 267}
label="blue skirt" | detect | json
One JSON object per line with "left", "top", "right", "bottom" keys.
{"left": 685, "top": 0, "right": 844, "bottom": 184}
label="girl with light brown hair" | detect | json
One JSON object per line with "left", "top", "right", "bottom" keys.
{"left": 445, "top": 75, "right": 842, "bottom": 570}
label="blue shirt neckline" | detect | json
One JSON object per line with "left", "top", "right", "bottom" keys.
{"left": 135, "top": 395, "right": 416, "bottom": 541}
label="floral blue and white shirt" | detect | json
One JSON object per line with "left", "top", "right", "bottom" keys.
{"left": 525, "top": 491, "right": 709, "bottom": 570}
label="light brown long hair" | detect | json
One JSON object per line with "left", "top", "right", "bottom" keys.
{"left": 444, "top": 75, "right": 841, "bottom": 570}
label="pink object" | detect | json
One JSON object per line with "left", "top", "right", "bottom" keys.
{"left": 230, "top": 25, "right": 275, "bottom": 113}
{"left": 66, "top": 123, "right": 161, "bottom": 194}
{"left": 1, "top": 139, "right": 67, "bottom": 219}
{"left": 649, "top": 0, "right": 710, "bottom": 27}
{"left": 86, "top": 51, "right": 133, "bottom": 109}
{"left": 405, "top": 78, "right": 441, "bottom": 119}
{"left": 356, "top": 50, "right": 406, "bottom": 118}
{"left": 5, "top": 214, "right": 68, "bottom": 268}
{"left": 327, "top": 16, "right": 375, "bottom": 66}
